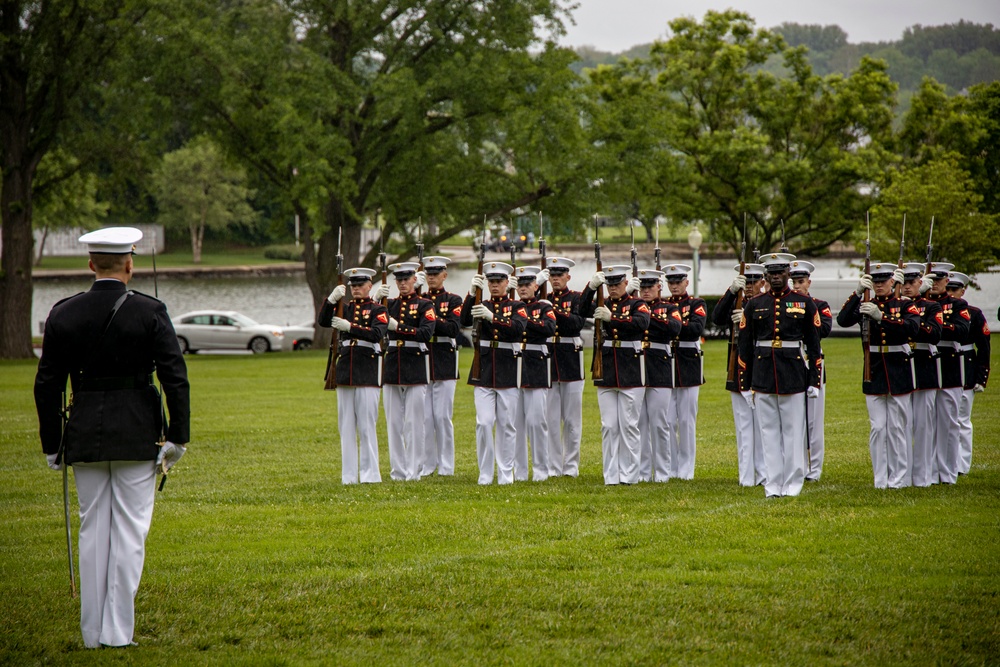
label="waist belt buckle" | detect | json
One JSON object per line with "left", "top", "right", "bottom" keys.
{"left": 397, "top": 340, "right": 405, "bottom": 347}
{"left": 613, "top": 340, "right": 622, "bottom": 348}
{"left": 771, "top": 340, "right": 782, "bottom": 349}
{"left": 349, "top": 339, "right": 358, "bottom": 347}
{"left": 642, "top": 341, "right": 650, "bottom": 349}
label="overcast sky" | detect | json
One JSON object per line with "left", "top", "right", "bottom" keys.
{"left": 558, "top": 0, "right": 1000, "bottom": 52}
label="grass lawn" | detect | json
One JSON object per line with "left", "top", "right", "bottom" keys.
{"left": 2, "top": 338, "right": 998, "bottom": 665}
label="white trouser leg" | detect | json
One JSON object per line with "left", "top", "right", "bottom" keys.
{"left": 598, "top": 388, "right": 622, "bottom": 485}
{"left": 355, "top": 386, "right": 381, "bottom": 483}
{"left": 599, "top": 387, "right": 644, "bottom": 485}
{"left": 807, "top": 383, "right": 826, "bottom": 480}
{"left": 494, "top": 388, "right": 518, "bottom": 485}
{"left": 886, "top": 393, "right": 911, "bottom": 488}
{"left": 910, "top": 389, "right": 937, "bottom": 487}
{"left": 646, "top": 387, "right": 672, "bottom": 482}
{"left": 402, "top": 385, "right": 427, "bottom": 481}
{"left": 935, "top": 387, "right": 963, "bottom": 484}
{"left": 338, "top": 387, "right": 360, "bottom": 484}
{"left": 427, "top": 380, "right": 457, "bottom": 475}
{"left": 959, "top": 388, "right": 974, "bottom": 474}
{"left": 731, "top": 392, "right": 756, "bottom": 487}
{"left": 384, "top": 385, "right": 409, "bottom": 481}
{"left": 550, "top": 380, "right": 584, "bottom": 477}
{"left": 866, "top": 395, "right": 890, "bottom": 489}
{"left": 523, "top": 388, "right": 550, "bottom": 481}
{"left": 423, "top": 386, "right": 436, "bottom": 476}
{"left": 753, "top": 402, "right": 767, "bottom": 486}
{"left": 514, "top": 390, "right": 530, "bottom": 481}
{"left": 74, "top": 461, "right": 156, "bottom": 648}
{"left": 756, "top": 393, "right": 806, "bottom": 496}
{"left": 638, "top": 393, "right": 652, "bottom": 482}
{"left": 474, "top": 387, "right": 497, "bottom": 484}
{"left": 672, "top": 386, "right": 699, "bottom": 479}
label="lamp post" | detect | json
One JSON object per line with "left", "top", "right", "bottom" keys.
{"left": 687, "top": 226, "right": 703, "bottom": 297}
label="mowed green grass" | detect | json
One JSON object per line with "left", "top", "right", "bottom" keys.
{"left": 2, "top": 338, "right": 998, "bottom": 665}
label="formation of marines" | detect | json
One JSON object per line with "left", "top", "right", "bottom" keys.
{"left": 322, "top": 249, "right": 991, "bottom": 495}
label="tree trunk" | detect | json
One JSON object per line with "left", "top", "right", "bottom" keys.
{"left": 191, "top": 221, "right": 203, "bottom": 264}
{"left": 34, "top": 224, "right": 49, "bottom": 266}
{"left": 0, "top": 161, "right": 38, "bottom": 359}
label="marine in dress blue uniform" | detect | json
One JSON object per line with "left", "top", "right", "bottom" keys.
{"left": 420, "top": 257, "right": 464, "bottom": 477}
{"left": 836, "top": 262, "right": 921, "bottom": 488}
{"left": 34, "top": 227, "right": 190, "bottom": 648}
{"left": 461, "top": 262, "right": 527, "bottom": 484}
{"left": 737, "top": 253, "right": 823, "bottom": 498}
{"left": 945, "top": 272, "right": 990, "bottom": 475}
{"left": 544, "top": 257, "right": 586, "bottom": 477}
{"left": 512, "top": 266, "right": 557, "bottom": 482}
{"left": 637, "top": 269, "right": 682, "bottom": 482}
{"left": 712, "top": 262, "right": 767, "bottom": 487}
{"left": 320, "top": 268, "right": 389, "bottom": 484}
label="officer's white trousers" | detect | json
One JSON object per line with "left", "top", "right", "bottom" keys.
{"left": 866, "top": 393, "right": 911, "bottom": 489}
{"left": 731, "top": 392, "right": 765, "bottom": 487}
{"left": 639, "top": 387, "right": 673, "bottom": 482}
{"left": 934, "top": 386, "right": 963, "bottom": 484}
{"left": 423, "top": 379, "right": 457, "bottom": 476}
{"left": 668, "top": 386, "right": 699, "bottom": 479}
{"left": 598, "top": 387, "right": 645, "bottom": 485}
{"left": 337, "top": 386, "right": 382, "bottom": 484}
{"left": 910, "top": 389, "right": 937, "bottom": 487}
{"left": 547, "top": 380, "right": 583, "bottom": 477}
{"left": 515, "top": 387, "right": 551, "bottom": 481}
{"left": 474, "top": 387, "right": 518, "bottom": 485}
{"left": 806, "top": 381, "right": 826, "bottom": 480}
{"left": 959, "top": 388, "right": 975, "bottom": 475}
{"left": 74, "top": 461, "right": 156, "bottom": 648}
{"left": 384, "top": 384, "right": 427, "bottom": 481}
{"left": 756, "top": 393, "right": 807, "bottom": 497}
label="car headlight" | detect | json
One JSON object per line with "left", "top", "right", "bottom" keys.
{"left": 273, "top": 331, "right": 284, "bottom": 338}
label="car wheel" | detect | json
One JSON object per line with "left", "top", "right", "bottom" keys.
{"left": 178, "top": 336, "right": 190, "bottom": 354}
{"left": 295, "top": 339, "right": 312, "bottom": 351}
{"left": 249, "top": 336, "right": 270, "bottom": 354}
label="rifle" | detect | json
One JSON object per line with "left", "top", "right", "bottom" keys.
{"left": 378, "top": 221, "right": 387, "bottom": 306}
{"left": 60, "top": 391, "right": 76, "bottom": 599}
{"left": 629, "top": 222, "right": 638, "bottom": 278}
{"left": 324, "top": 227, "right": 345, "bottom": 390}
{"left": 726, "top": 215, "right": 748, "bottom": 383}
{"left": 469, "top": 216, "right": 488, "bottom": 382}
{"left": 925, "top": 215, "right": 935, "bottom": 276}
{"left": 654, "top": 218, "right": 662, "bottom": 271}
{"left": 508, "top": 219, "right": 517, "bottom": 300}
{"left": 591, "top": 214, "right": 604, "bottom": 382}
{"left": 415, "top": 216, "right": 424, "bottom": 295}
{"left": 538, "top": 212, "right": 548, "bottom": 300}
{"left": 752, "top": 220, "right": 761, "bottom": 263}
{"left": 894, "top": 214, "right": 906, "bottom": 299}
{"left": 862, "top": 213, "right": 872, "bottom": 383}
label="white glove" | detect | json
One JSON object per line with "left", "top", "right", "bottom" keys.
{"left": 415, "top": 271, "right": 426, "bottom": 288}
{"left": 741, "top": 391, "right": 754, "bottom": 410}
{"left": 388, "top": 317, "right": 398, "bottom": 332}
{"left": 330, "top": 317, "right": 352, "bottom": 332}
{"left": 859, "top": 301, "right": 882, "bottom": 321}
{"left": 891, "top": 268, "right": 905, "bottom": 285}
{"left": 731, "top": 310, "right": 743, "bottom": 325}
{"left": 807, "top": 386, "right": 820, "bottom": 399}
{"left": 626, "top": 276, "right": 641, "bottom": 295}
{"left": 470, "top": 274, "right": 486, "bottom": 295}
{"left": 372, "top": 283, "right": 391, "bottom": 302}
{"left": 730, "top": 275, "right": 747, "bottom": 294}
{"left": 593, "top": 305, "right": 611, "bottom": 322}
{"left": 855, "top": 275, "right": 874, "bottom": 296}
{"left": 919, "top": 275, "right": 934, "bottom": 295}
{"left": 589, "top": 272, "right": 606, "bottom": 290}
{"left": 156, "top": 441, "right": 187, "bottom": 473}
{"left": 328, "top": 284, "right": 346, "bottom": 303}
{"left": 973, "top": 383, "right": 985, "bottom": 393}
{"left": 46, "top": 453, "right": 60, "bottom": 471}
{"left": 471, "top": 304, "right": 493, "bottom": 322}
{"left": 535, "top": 268, "right": 550, "bottom": 287}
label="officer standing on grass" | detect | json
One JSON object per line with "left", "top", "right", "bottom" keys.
{"left": 788, "top": 260, "right": 833, "bottom": 482}
{"left": 900, "top": 262, "right": 943, "bottom": 487}
{"left": 462, "top": 262, "right": 527, "bottom": 485}
{"left": 512, "top": 266, "right": 556, "bottom": 482}
{"left": 382, "top": 262, "right": 436, "bottom": 481}
{"left": 544, "top": 257, "right": 587, "bottom": 477}
{"left": 34, "top": 227, "right": 190, "bottom": 648}
{"left": 737, "top": 253, "right": 823, "bottom": 498}
{"left": 712, "top": 262, "right": 767, "bottom": 487}
{"left": 322, "top": 268, "right": 389, "bottom": 484}
{"left": 945, "top": 272, "right": 990, "bottom": 475}
{"left": 420, "top": 257, "right": 464, "bottom": 477}
{"left": 663, "top": 264, "right": 707, "bottom": 480}
{"left": 836, "top": 262, "right": 920, "bottom": 489}
{"left": 638, "top": 269, "right": 682, "bottom": 482}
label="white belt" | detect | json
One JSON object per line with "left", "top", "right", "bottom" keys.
{"left": 548, "top": 336, "right": 583, "bottom": 346}
{"left": 430, "top": 336, "right": 456, "bottom": 345}
{"left": 756, "top": 340, "right": 801, "bottom": 349}
{"left": 603, "top": 340, "right": 643, "bottom": 350}
{"left": 873, "top": 344, "right": 910, "bottom": 354}
{"left": 646, "top": 342, "right": 673, "bottom": 353}
{"left": 676, "top": 341, "right": 701, "bottom": 349}
{"left": 390, "top": 340, "right": 427, "bottom": 351}
{"left": 480, "top": 341, "right": 520, "bottom": 350}
{"left": 954, "top": 343, "right": 975, "bottom": 352}
{"left": 913, "top": 342, "right": 938, "bottom": 353}
{"left": 341, "top": 339, "right": 381, "bottom": 352}
{"left": 522, "top": 343, "right": 549, "bottom": 353}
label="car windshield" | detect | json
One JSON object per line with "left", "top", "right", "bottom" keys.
{"left": 229, "top": 313, "right": 258, "bottom": 327}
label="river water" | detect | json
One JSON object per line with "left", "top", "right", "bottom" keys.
{"left": 33, "top": 257, "right": 1000, "bottom": 336}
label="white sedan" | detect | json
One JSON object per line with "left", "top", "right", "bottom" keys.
{"left": 172, "top": 310, "right": 285, "bottom": 354}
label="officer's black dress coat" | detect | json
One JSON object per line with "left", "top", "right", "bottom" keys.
{"left": 425, "top": 288, "right": 464, "bottom": 381}
{"left": 929, "top": 293, "right": 972, "bottom": 389}
{"left": 319, "top": 297, "right": 388, "bottom": 387}
{"left": 837, "top": 293, "right": 921, "bottom": 395}
{"left": 644, "top": 298, "right": 682, "bottom": 388}
{"left": 909, "top": 297, "right": 944, "bottom": 390}
{"left": 593, "top": 294, "right": 651, "bottom": 389}
{"left": 737, "top": 287, "right": 823, "bottom": 395}
{"left": 667, "top": 292, "right": 707, "bottom": 388}
{"left": 461, "top": 295, "right": 527, "bottom": 389}
{"left": 549, "top": 287, "right": 586, "bottom": 382}
{"left": 34, "top": 280, "right": 190, "bottom": 464}
{"left": 520, "top": 297, "right": 557, "bottom": 389}
{"left": 963, "top": 305, "right": 991, "bottom": 388}
{"left": 384, "top": 293, "right": 436, "bottom": 385}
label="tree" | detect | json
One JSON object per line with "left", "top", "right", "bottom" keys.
{"left": 1, "top": 0, "right": 148, "bottom": 359}
{"left": 151, "top": 137, "right": 257, "bottom": 263}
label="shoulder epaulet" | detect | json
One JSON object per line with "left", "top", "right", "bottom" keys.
{"left": 127, "top": 290, "right": 164, "bottom": 304}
